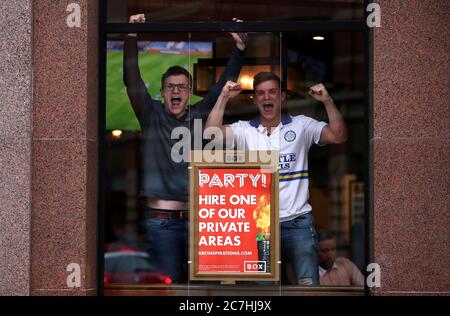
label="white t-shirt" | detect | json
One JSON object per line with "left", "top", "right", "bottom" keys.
{"left": 230, "top": 114, "right": 327, "bottom": 222}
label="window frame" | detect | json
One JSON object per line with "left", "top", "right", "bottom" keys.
{"left": 97, "top": 0, "right": 373, "bottom": 296}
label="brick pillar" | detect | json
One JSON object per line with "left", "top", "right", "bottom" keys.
{"left": 0, "top": 0, "right": 99, "bottom": 296}
{"left": 31, "top": 0, "right": 98, "bottom": 296}
{"left": 373, "top": 0, "right": 449, "bottom": 295}
{"left": 0, "top": 0, "right": 33, "bottom": 296}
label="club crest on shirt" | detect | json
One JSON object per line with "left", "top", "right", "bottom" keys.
{"left": 284, "top": 130, "right": 296, "bottom": 142}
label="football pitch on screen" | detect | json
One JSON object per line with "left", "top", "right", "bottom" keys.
{"left": 106, "top": 51, "right": 205, "bottom": 131}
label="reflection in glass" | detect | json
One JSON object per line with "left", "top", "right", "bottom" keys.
{"left": 105, "top": 31, "right": 248, "bottom": 285}
{"left": 103, "top": 30, "right": 366, "bottom": 293}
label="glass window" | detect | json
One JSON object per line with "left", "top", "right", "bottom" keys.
{"left": 102, "top": 14, "right": 368, "bottom": 294}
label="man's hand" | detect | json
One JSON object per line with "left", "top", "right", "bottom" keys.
{"left": 310, "top": 83, "right": 348, "bottom": 145}
{"left": 229, "top": 18, "right": 247, "bottom": 51}
{"left": 128, "top": 14, "right": 146, "bottom": 37}
{"left": 221, "top": 81, "right": 242, "bottom": 99}
{"left": 129, "top": 14, "right": 146, "bottom": 23}
{"left": 308, "top": 83, "right": 332, "bottom": 103}
{"left": 207, "top": 81, "right": 241, "bottom": 142}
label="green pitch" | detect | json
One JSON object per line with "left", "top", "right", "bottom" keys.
{"left": 106, "top": 51, "right": 205, "bottom": 131}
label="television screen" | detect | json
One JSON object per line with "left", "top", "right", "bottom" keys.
{"left": 106, "top": 40, "right": 213, "bottom": 131}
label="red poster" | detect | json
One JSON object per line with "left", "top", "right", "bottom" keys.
{"left": 197, "top": 168, "right": 271, "bottom": 273}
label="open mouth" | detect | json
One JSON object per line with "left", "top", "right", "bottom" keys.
{"left": 263, "top": 102, "right": 274, "bottom": 111}
{"left": 171, "top": 97, "right": 182, "bottom": 106}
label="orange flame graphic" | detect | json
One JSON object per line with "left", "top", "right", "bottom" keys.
{"left": 253, "top": 195, "right": 271, "bottom": 238}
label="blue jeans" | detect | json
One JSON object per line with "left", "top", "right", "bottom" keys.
{"left": 144, "top": 217, "right": 188, "bottom": 283}
{"left": 281, "top": 212, "right": 319, "bottom": 285}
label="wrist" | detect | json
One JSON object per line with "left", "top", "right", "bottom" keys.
{"left": 218, "top": 93, "right": 230, "bottom": 102}
{"left": 237, "top": 43, "right": 246, "bottom": 51}
{"left": 323, "top": 96, "right": 334, "bottom": 106}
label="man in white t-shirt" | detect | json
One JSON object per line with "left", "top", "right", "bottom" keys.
{"left": 205, "top": 72, "right": 347, "bottom": 285}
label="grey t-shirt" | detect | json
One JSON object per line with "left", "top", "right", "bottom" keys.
{"left": 124, "top": 38, "right": 244, "bottom": 201}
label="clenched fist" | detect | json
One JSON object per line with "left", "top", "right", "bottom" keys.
{"left": 127, "top": 14, "right": 146, "bottom": 37}
{"left": 221, "top": 81, "right": 242, "bottom": 99}
{"left": 129, "top": 13, "right": 146, "bottom": 23}
{"left": 308, "top": 83, "right": 331, "bottom": 103}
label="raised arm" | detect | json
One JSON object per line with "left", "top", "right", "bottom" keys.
{"left": 123, "top": 14, "right": 152, "bottom": 123}
{"left": 205, "top": 81, "right": 242, "bottom": 144}
{"left": 199, "top": 18, "right": 247, "bottom": 113}
{"left": 309, "top": 84, "right": 348, "bottom": 145}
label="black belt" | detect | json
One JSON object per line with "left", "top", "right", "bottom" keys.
{"left": 145, "top": 209, "right": 189, "bottom": 221}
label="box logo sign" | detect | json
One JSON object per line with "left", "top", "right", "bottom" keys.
{"left": 244, "top": 261, "right": 267, "bottom": 273}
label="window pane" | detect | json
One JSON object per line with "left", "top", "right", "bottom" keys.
{"left": 283, "top": 32, "right": 366, "bottom": 273}
{"left": 103, "top": 28, "right": 367, "bottom": 293}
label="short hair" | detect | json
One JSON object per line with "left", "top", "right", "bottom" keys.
{"left": 253, "top": 72, "right": 286, "bottom": 92}
{"left": 161, "top": 66, "right": 192, "bottom": 88}
{"left": 317, "top": 229, "right": 335, "bottom": 242}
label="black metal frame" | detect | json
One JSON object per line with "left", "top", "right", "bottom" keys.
{"left": 106, "top": 21, "right": 365, "bottom": 33}
{"left": 363, "top": 0, "right": 374, "bottom": 297}
{"left": 97, "top": 0, "right": 373, "bottom": 296}
{"left": 97, "top": 0, "right": 106, "bottom": 297}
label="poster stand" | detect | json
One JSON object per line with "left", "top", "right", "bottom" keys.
{"left": 189, "top": 150, "right": 280, "bottom": 282}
